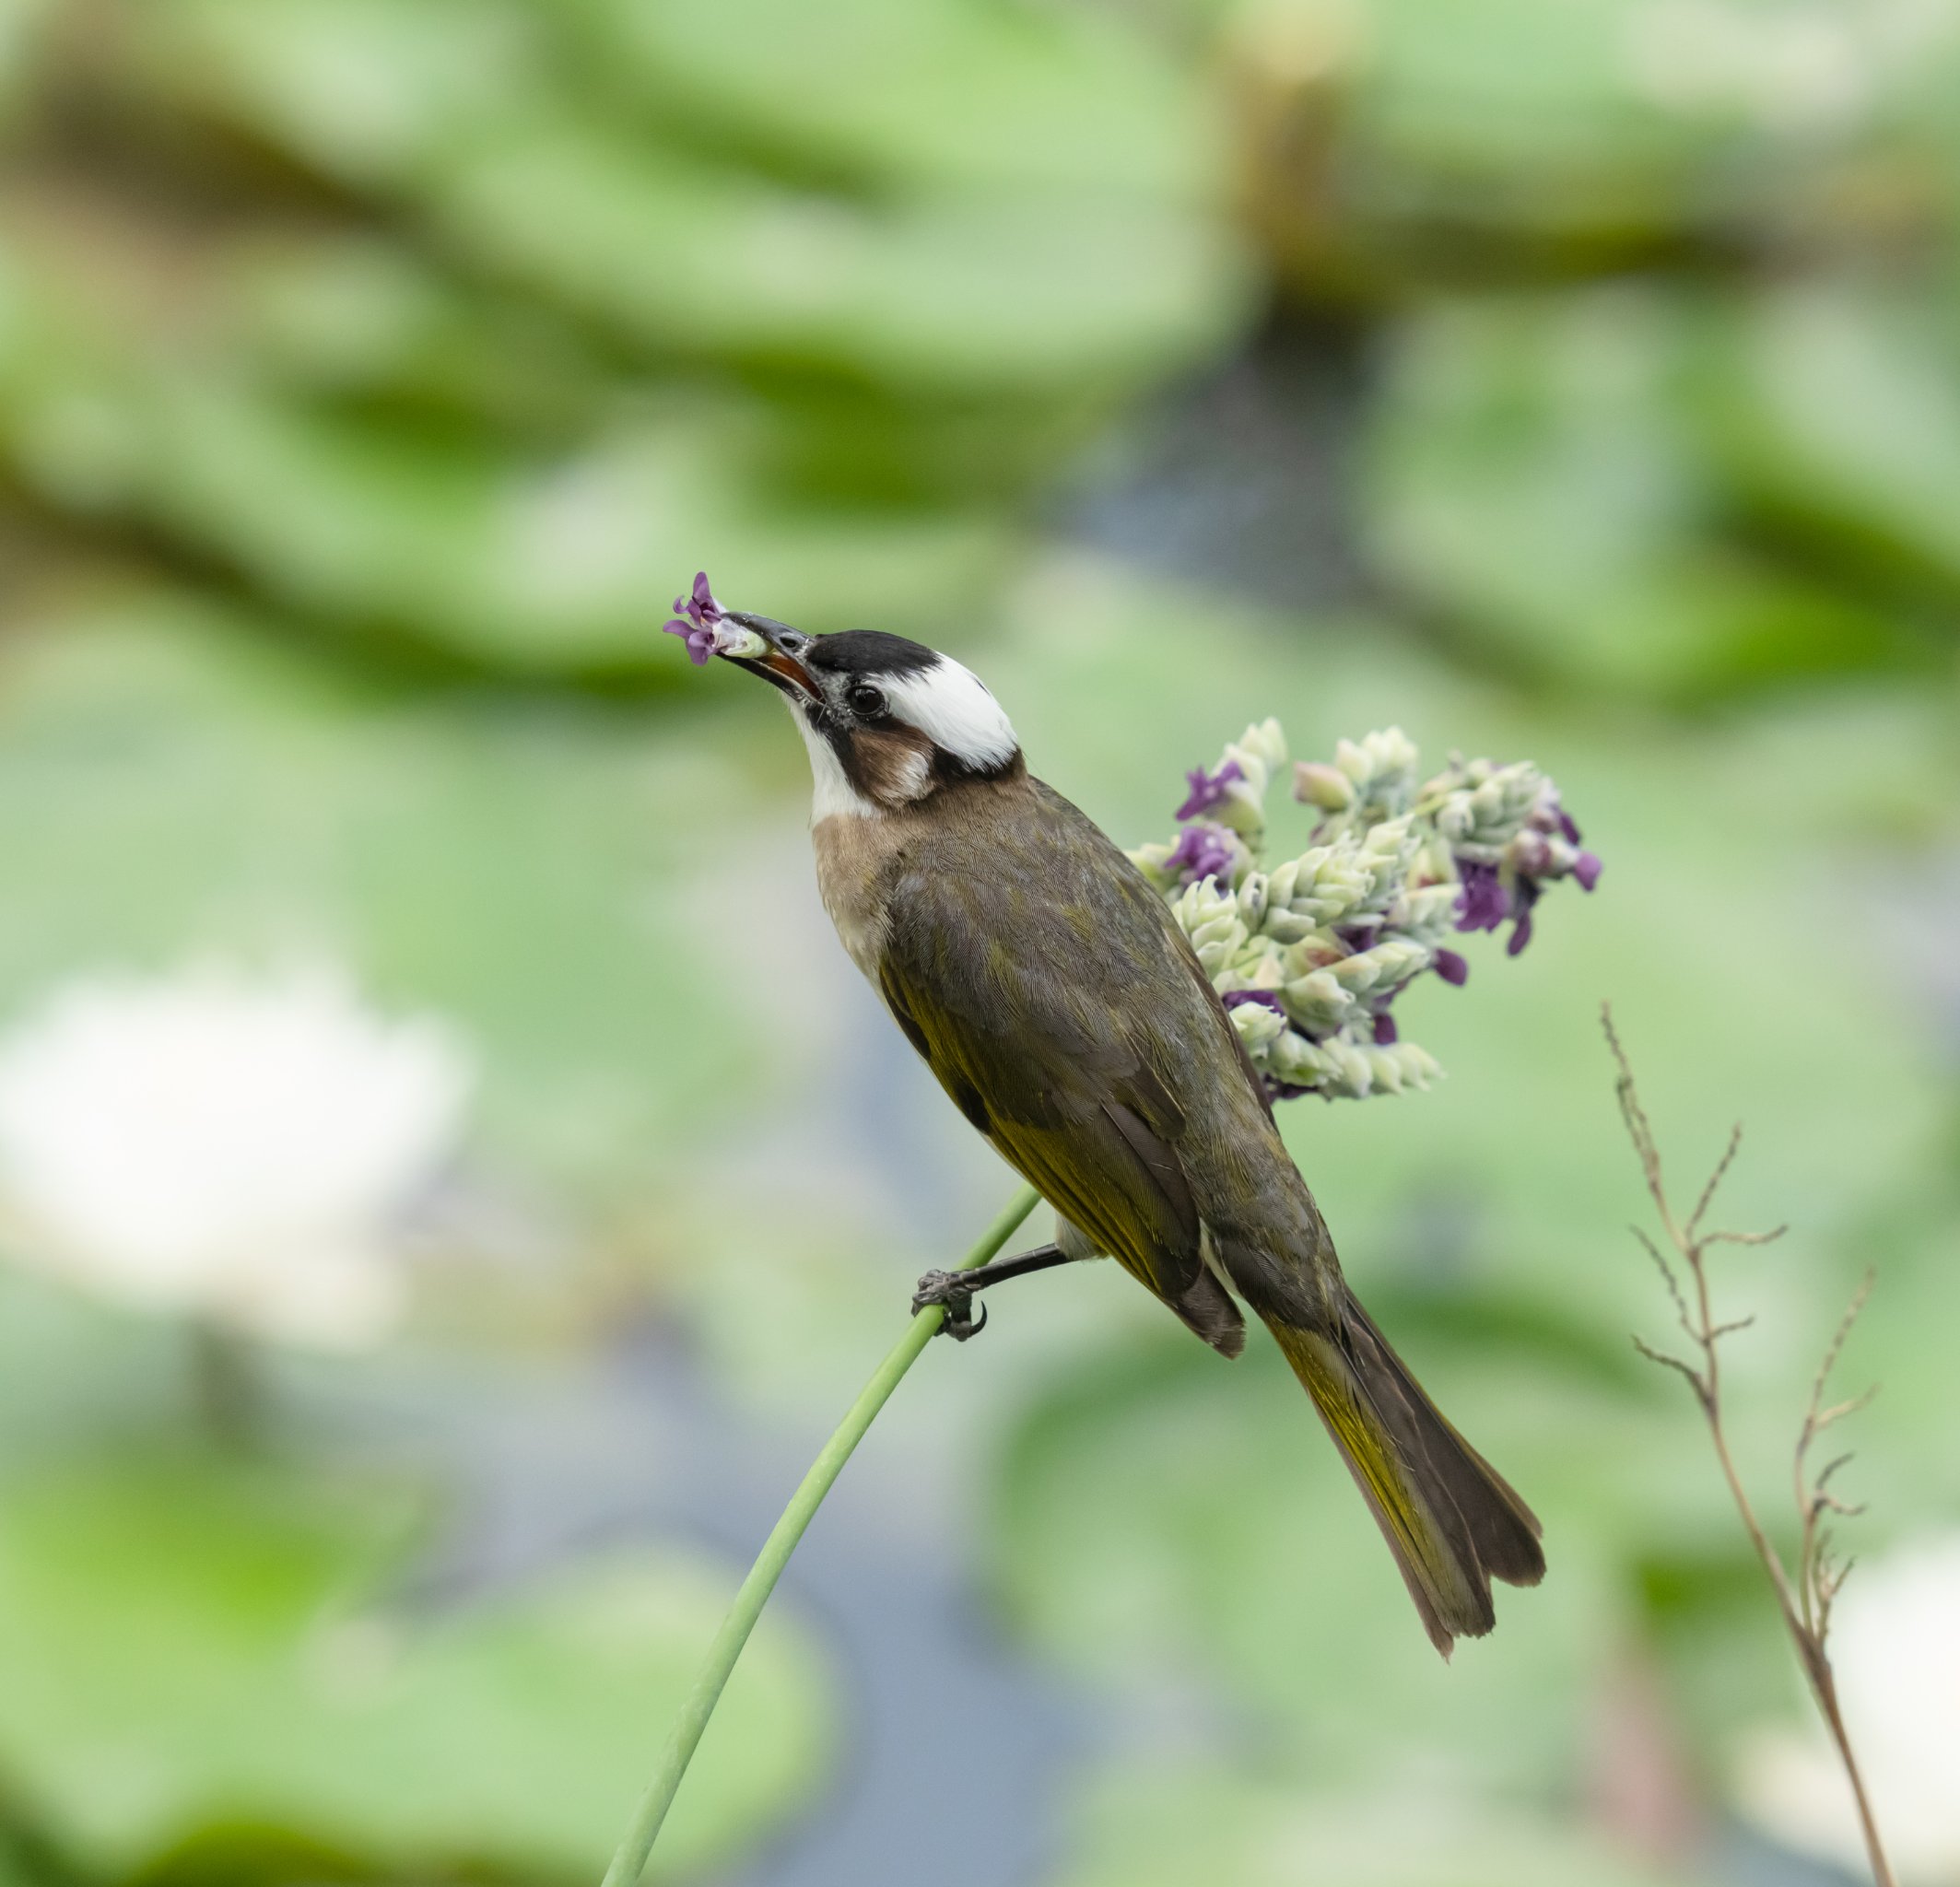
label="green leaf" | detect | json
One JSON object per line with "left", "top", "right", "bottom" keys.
{"left": 135, "top": 0, "right": 1253, "bottom": 401}
{"left": 1239, "top": 0, "right": 1960, "bottom": 291}
{"left": 1057, "top": 1764, "right": 1697, "bottom": 1887}
{"left": 1362, "top": 288, "right": 1932, "bottom": 699}
{"left": 0, "top": 241, "right": 1015, "bottom": 671}
{"left": 1700, "top": 280, "right": 1960, "bottom": 604}
{"left": 0, "top": 1456, "right": 832, "bottom": 1883}
{"left": 559, "top": 0, "right": 1221, "bottom": 202}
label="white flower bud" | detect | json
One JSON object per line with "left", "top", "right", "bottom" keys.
{"left": 1393, "top": 882, "right": 1460, "bottom": 940}
{"left": 1229, "top": 1002, "right": 1287, "bottom": 1052}
{"left": 1293, "top": 762, "right": 1354, "bottom": 811}
{"left": 1323, "top": 1038, "right": 1375, "bottom": 1098}
{"left": 1329, "top": 937, "right": 1426, "bottom": 995}
{"left": 1270, "top": 1030, "right": 1331, "bottom": 1084}
{"left": 1282, "top": 969, "right": 1355, "bottom": 1033}
{"left": 1127, "top": 843, "right": 1180, "bottom": 892}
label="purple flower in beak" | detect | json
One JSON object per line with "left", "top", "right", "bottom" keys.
{"left": 1223, "top": 989, "right": 1285, "bottom": 1015}
{"left": 663, "top": 570, "right": 729, "bottom": 666}
{"left": 1574, "top": 850, "right": 1602, "bottom": 892}
{"left": 1433, "top": 947, "right": 1469, "bottom": 987}
{"left": 1166, "top": 822, "right": 1236, "bottom": 885}
{"left": 1176, "top": 758, "right": 1244, "bottom": 822}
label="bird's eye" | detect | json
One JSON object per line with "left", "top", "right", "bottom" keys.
{"left": 848, "top": 682, "right": 887, "bottom": 718}
{"left": 777, "top": 630, "right": 809, "bottom": 654}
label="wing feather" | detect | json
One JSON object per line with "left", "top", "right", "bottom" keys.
{"left": 871, "top": 782, "right": 1249, "bottom": 1350}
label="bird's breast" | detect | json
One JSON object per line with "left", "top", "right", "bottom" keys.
{"left": 810, "top": 811, "right": 898, "bottom": 981}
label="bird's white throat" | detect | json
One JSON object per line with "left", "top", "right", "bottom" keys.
{"left": 796, "top": 714, "right": 881, "bottom": 821}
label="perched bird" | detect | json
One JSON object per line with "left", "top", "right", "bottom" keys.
{"left": 716, "top": 607, "right": 1545, "bottom": 1656}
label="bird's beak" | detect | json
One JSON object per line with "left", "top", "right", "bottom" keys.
{"left": 721, "top": 613, "right": 818, "bottom": 702}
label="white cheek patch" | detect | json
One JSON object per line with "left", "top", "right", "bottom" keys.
{"left": 881, "top": 743, "right": 933, "bottom": 803}
{"left": 881, "top": 658, "right": 1018, "bottom": 772}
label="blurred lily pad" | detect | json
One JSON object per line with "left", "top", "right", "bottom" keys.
{"left": 0, "top": 229, "right": 1014, "bottom": 671}
{"left": 1699, "top": 278, "right": 1960, "bottom": 604}
{"left": 1056, "top": 1763, "right": 1694, "bottom": 1887}
{"left": 563, "top": 0, "right": 1220, "bottom": 201}
{"left": 1361, "top": 286, "right": 1936, "bottom": 698}
{"left": 0, "top": 1456, "right": 832, "bottom": 1881}
{"left": 1230, "top": 0, "right": 1960, "bottom": 299}
{"left": 133, "top": 0, "right": 1254, "bottom": 402}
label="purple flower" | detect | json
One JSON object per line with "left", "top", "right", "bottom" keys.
{"left": 1223, "top": 989, "right": 1285, "bottom": 1015}
{"left": 1175, "top": 758, "right": 1244, "bottom": 822}
{"left": 663, "top": 570, "right": 728, "bottom": 666}
{"left": 1456, "top": 853, "right": 1559, "bottom": 955}
{"left": 1166, "top": 823, "right": 1236, "bottom": 886}
{"left": 1506, "top": 879, "right": 1543, "bottom": 957}
{"left": 1574, "top": 850, "right": 1602, "bottom": 892}
{"left": 1433, "top": 947, "right": 1469, "bottom": 987}
{"left": 1454, "top": 860, "right": 1510, "bottom": 934}
{"left": 1557, "top": 807, "right": 1582, "bottom": 845}
{"left": 1372, "top": 1012, "right": 1399, "bottom": 1045}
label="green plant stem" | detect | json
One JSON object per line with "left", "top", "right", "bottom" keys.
{"left": 599, "top": 1182, "right": 1043, "bottom": 1887}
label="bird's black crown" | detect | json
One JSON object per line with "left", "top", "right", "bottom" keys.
{"left": 804, "top": 631, "right": 940, "bottom": 679}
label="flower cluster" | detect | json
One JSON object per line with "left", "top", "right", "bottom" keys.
{"left": 1131, "top": 722, "right": 1600, "bottom": 1100}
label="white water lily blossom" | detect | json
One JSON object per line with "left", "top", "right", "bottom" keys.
{"left": 0, "top": 965, "right": 475, "bottom": 1350}
{"left": 1739, "top": 1532, "right": 1960, "bottom": 1882}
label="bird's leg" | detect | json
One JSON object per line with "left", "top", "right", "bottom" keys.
{"left": 912, "top": 1243, "right": 1073, "bottom": 1341}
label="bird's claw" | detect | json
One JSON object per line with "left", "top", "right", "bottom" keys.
{"left": 912, "top": 1269, "right": 988, "bottom": 1342}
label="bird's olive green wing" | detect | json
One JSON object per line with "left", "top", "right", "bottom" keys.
{"left": 872, "top": 793, "right": 1244, "bottom": 1349}
{"left": 878, "top": 948, "right": 1201, "bottom": 1295}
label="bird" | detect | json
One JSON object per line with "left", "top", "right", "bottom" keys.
{"left": 714, "top": 607, "right": 1545, "bottom": 1657}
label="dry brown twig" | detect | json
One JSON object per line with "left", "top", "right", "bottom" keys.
{"left": 1602, "top": 1004, "right": 1895, "bottom": 1887}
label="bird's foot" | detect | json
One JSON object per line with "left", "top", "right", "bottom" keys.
{"left": 911, "top": 1269, "right": 988, "bottom": 1342}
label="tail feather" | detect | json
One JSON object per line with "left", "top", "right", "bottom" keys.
{"left": 1266, "top": 1287, "right": 1544, "bottom": 1658}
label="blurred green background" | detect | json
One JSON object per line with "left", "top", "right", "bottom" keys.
{"left": 1, "top": 1, "right": 1956, "bottom": 1883}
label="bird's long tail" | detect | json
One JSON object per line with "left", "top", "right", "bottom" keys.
{"left": 1263, "top": 1286, "right": 1545, "bottom": 1657}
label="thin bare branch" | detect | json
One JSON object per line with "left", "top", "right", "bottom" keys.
{"left": 1813, "top": 1453, "right": 1857, "bottom": 1498}
{"left": 1701, "top": 1225, "right": 1790, "bottom": 1248}
{"left": 1630, "top": 1334, "right": 1708, "bottom": 1401}
{"left": 1807, "top": 1272, "right": 1875, "bottom": 1425}
{"left": 1688, "top": 1123, "right": 1744, "bottom": 1237}
{"left": 1811, "top": 1389, "right": 1880, "bottom": 1435}
{"left": 1630, "top": 1225, "right": 1696, "bottom": 1342}
{"left": 1604, "top": 1004, "right": 1894, "bottom": 1887}
{"left": 1602, "top": 1004, "right": 1667, "bottom": 1213}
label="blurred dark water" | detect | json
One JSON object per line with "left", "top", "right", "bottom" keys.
{"left": 1066, "top": 310, "right": 1379, "bottom": 618}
